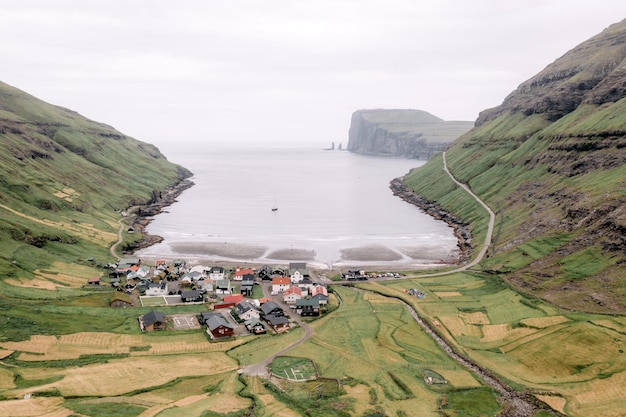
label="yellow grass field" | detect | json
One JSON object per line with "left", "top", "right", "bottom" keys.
{"left": 433, "top": 291, "right": 462, "bottom": 297}
{"left": 480, "top": 324, "right": 536, "bottom": 343}
{"left": 342, "top": 384, "right": 373, "bottom": 417}
{"left": 0, "top": 397, "right": 72, "bottom": 417}
{"left": 568, "top": 371, "right": 626, "bottom": 409}
{"left": 0, "top": 332, "right": 241, "bottom": 361}
{"left": 536, "top": 395, "right": 566, "bottom": 414}
{"left": 439, "top": 369, "right": 482, "bottom": 388}
{"left": 135, "top": 373, "right": 250, "bottom": 417}
{"left": 245, "top": 376, "right": 301, "bottom": 417}
{"left": 0, "top": 203, "right": 116, "bottom": 246}
{"left": 0, "top": 368, "right": 15, "bottom": 390}
{"left": 5, "top": 262, "right": 104, "bottom": 290}
{"left": 521, "top": 315, "right": 569, "bottom": 328}
{"left": 438, "top": 316, "right": 482, "bottom": 338}
{"left": 0, "top": 349, "right": 14, "bottom": 360}
{"left": 53, "top": 187, "right": 79, "bottom": 202}
{"left": 459, "top": 311, "right": 490, "bottom": 325}
{"left": 15, "top": 353, "right": 237, "bottom": 398}
{"left": 592, "top": 318, "right": 626, "bottom": 333}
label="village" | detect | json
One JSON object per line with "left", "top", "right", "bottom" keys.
{"left": 92, "top": 258, "right": 332, "bottom": 339}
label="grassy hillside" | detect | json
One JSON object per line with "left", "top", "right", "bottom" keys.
{"left": 404, "top": 19, "right": 626, "bottom": 313}
{"left": 0, "top": 80, "right": 190, "bottom": 297}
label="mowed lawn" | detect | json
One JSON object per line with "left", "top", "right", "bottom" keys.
{"left": 367, "top": 273, "right": 626, "bottom": 417}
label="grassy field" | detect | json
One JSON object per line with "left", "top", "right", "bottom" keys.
{"left": 270, "top": 356, "right": 317, "bottom": 381}
{"left": 1, "top": 268, "right": 625, "bottom": 416}
{"left": 359, "top": 273, "right": 626, "bottom": 417}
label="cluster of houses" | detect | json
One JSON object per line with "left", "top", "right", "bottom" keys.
{"left": 129, "top": 260, "right": 330, "bottom": 339}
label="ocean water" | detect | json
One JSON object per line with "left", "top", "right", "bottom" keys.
{"left": 136, "top": 144, "right": 458, "bottom": 269}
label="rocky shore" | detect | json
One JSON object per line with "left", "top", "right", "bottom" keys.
{"left": 389, "top": 177, "right": 473, "bottom": 263}
{"left": 122, "top": 178, "right": 195, "bottom": 253}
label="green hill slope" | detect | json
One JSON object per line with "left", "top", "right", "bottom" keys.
{"left": 0, "top": 81, "right": 191, "bottom": 280}
{"left": 404, "top": 18, "right": 626, "bottom": 313}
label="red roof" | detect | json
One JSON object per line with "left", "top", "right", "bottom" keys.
{"left": 311, "top": 285, "right": 328, "bottom": 296}
{"left": 88, "top": 277, "right": 101, "bottom": 283}
{"left": 272, "top": 277, "right": 290, "bottom": 285}
{"left": 283, "top": 286, "right": 302, "bottom": 296}
{"left": 234, "top": 268, "right": 254, "bottom": 277}
{"left": 223, "top": 294, "right": 244, "bottom": 304}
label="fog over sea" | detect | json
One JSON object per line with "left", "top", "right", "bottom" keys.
{"left": 136, "top": 144, "right": 459, "bottom": 269}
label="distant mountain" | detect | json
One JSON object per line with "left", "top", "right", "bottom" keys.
{"left": 347, "top": 109, "right": 473, "bottom": 159}
{"left": 404, "top": 18, "right": 626, "bottom": 312}
{"left": 0, "top": 81, "right": 191, "bottom": 276}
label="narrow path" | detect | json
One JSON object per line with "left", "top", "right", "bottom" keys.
{"left": 442, "top": 151, "right": 496, "bottom": 270}
{"left": 110, "top": 207, "right": 139, "bottom": 258}
{"left": 110, "top": 215, "right": 125, "bottom": 258}
{"left": 241, "top": 283, "right": 313, "bottom": 377}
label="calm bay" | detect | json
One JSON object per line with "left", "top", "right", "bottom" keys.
{"left": 136, "top": 144, "right": 458, "bottom": 269}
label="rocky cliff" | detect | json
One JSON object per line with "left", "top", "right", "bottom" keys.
{"left": 347, "top": 109, "right": 473, "bottom": 159}
{"left": 404, "top": 18, "right": 626, "bottom": 313}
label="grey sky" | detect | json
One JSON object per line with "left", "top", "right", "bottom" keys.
{"left": 1, "top": 1, "right": 625, "bottom": 151}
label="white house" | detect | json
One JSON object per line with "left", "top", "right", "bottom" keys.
{"left": 283, "top": 286, "right": 303, "bottom": 305}
{"left": 209, "top": 266, "right": 225, "bottom": 281}
{"left": 290, "top": 269, "right": 305, "bottom": 284}
{"left": 272, "top": 277, "right": 291, "bottom": 294}
{"left": 145, "top": 282, "right": 168, "bottom": 297}
{"left": 235, "top": 301, "right": 260, "bottom": 321}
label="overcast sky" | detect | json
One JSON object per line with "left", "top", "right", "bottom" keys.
{"left": 1, "top": 1, "right": 625, "bottom": 152}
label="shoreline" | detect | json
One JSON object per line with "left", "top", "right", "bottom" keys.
{"left": 122, "top": 177, "right": 195, "bottom": 253}
{"left": 389, "top": 176, "right": 473, "bottom": 263}
{"left": 125, "top": 175, "right": 472, "bottom": 272}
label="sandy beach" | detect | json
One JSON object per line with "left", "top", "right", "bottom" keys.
{"left": 136, "top": 240, "right": 460, "bottom": 272}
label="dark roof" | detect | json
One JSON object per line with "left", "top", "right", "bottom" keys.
{"left": 261, "top": 301, "right": 282, "bottom": 315}
{"left": 296, "top": 298, "right": 320, "bottom": 307}
{"left": 199, "top": 311, "right": 220, "bottom": 322}
{"left": 210, "top": 266, "right": 224, "bottom": 273}
{"left": 207, "top": 315, "right": 234, "bottom": 331}
{"left": 236, "top": 301, "right": 256, "bottom": 314}
{"left": 143, "top": 310, "right": 166, "bottom": 327}
{"left": 265, "top": 314, "right": 289, "bottom": 326}
{"left": 181, "top": 290, "right": 202, "bottom": 299}
{"left": 312, "top": 293, "right": 329, "bottom": 300}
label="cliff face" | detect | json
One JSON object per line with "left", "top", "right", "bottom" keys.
{"left": 347, "top": 109, "right": 473, "bottom": 159}
{"left": 477, "top": 19, "right": 626, "bottom": 125}
{"left": 404, "top": 18, "right": 626, "bottom": 313}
